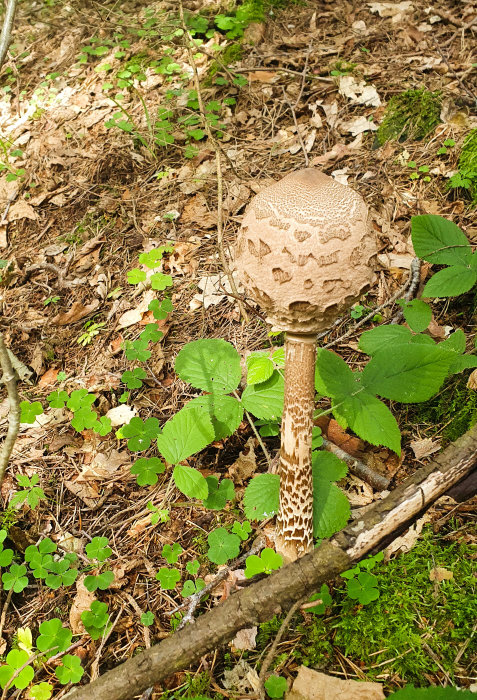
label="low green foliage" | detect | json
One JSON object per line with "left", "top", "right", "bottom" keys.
{"left": 207, "top": 528, "right": 240, "bottom": 565}
{"left": 244, "top": 548, "right": 283, "bottom": 578}
{"left": 264, "top": 674, "right": 287, "bottom": 698}
{"left": 448, "top": 128, "right": 477, "bottom": 205}
{"left": 377, "top": 88, "right": 441, "bottom": 145}
{"left": 81, "top": 601, "right": 110, "bottom": 640}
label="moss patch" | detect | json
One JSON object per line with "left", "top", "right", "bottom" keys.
{"left": 377, "top": 89, "right": 441, "bottom": 145}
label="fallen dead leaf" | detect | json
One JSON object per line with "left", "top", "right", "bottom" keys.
{"left": 106, "top": 404, "right": 137, "bottom": 426}
{"left": 286, "top": 666, "right": 385, "bottom": 700}
{"left": 339, "top": 75, "right": 381, "bottom": 106}
{"left": 181, "top": 193, "right": 217, "bottom": 228}
{"left": 117, "top": 290, "right": 155, "bottom": 329}
{"left": 191, "top": 272, "right": 242, "bottom": 311}
{"left": 410, "top": 437, "right": 441, "bottom": 460}
{"left": 53, "top": 300, "right": 100, "bottom": 325}
{"left": 223, "top": 659, "right": 261, "bottom": 694}
{"left": 340, "top": 115, "right": 379, "bottom": 136}
{"left": 310, "top": 136, "right": 362, "bottom": 166}
{"left": 78, "top": 449, "right": 130, "bottom": 481}
{"left": 70, "top": 576, "right": 96, "bottom": 634}
{"left": 230, "top": 626, "right": 257, "bottom": 651}
{"left": 368, "top": 1, "right": 413, "bottom": 22}
{"left": 7, "top": 200, "right": 37, "bottom": 223}
{"left": 467, "top": 369, "right": 477, "bottom": 390}
{"left": 429, "top": 567, "right": 453, "bottom": 582}
{"left": 377, "top": 252, "right": 415, "bottom": 270}
{"left": 64, "top": 479, "right": 101, "bottom": 507}
{"left": 427, "top": 318, "right": 446, "bottom": 339}
{"left": 38, "top": 367, "right": 60, "bottom": 387}
{"left": 326, "top": 419, "right": 363, "bottom": 456}
{"left": 227, "top": 437, "right": 257, "bottom": 484}
{"left": 248, "top": 70, "right": 277, "bottom": 83}
{"left": 385, "top": 513, "right": 432, "bottom": 559}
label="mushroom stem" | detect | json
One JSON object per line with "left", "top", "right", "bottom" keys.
{"left": 275, "top": 333, "right": 316, "bottom": 562}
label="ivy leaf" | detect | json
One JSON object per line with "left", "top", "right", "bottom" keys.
{"left": 173, "top": 464, "right": 208, "bottom": 500}
{"left": 241, "top": 371, "right": 284, "bottom": 420}
{"left": 264, "top": 675, "right": 287, "bottom": 698}
{"left": 157, "top": 406, "right": 214, "bottom": 464}
{"left": 307, "top": 583, "right": 332, "bottom": 614}
{"left": 130, "top": 457, "right": 165, "bottom": 486}
{"left": 36, "top": 619, "right": 72, "bottom": 658}
{"left": 86, "top": 537, "right": 112, "bottom": 562}
{"left": 185, "top": 394, "right": 243, "bottom": 441}
{"left": 246, "top": 353, "right": 274, "bottom": 385}
{"left": 243, "top": 473, "right": 279, "bottom": 521}
{"left": 203, "top": 477, "right": 235, "bottom": 510}
{"left": 55, "top": 655, "right": 84, "bottom": 685}
{"left": 411, "top": 215, "right": 472, "bottom": 266}
{"left": 207, "top": 528, "right": 240, "bottom": 565}
{"left": 122, "top": 416, "right": 160, "bottom": 451}
{"left": 175, "top": 339, "right": 241, "bottom": 394}
{"left": 423, "top": 266, "right": 476, "bottom": 298}
{"left": 397, "top": 299, "right": 432, "bottom": 332}
{"left": 362, "top": 344, "right": 453, "bottom": 403}
{"left": 155, "top": 567, "right": 181, "bottom": 589}
{"left": 312, "top": 451, "right": 350, "bottom": 538}
{"left": 162, "top": 543, "right": 183, "bottom": 564}
{"left": 332, "top": 390, "right": 401, "bottom": 454}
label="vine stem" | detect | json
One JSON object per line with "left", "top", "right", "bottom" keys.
{"left": 177, "top": 0, "right": 248, "bottom": 323}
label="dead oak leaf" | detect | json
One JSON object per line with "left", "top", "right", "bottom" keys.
{"left": 53, "top": 300, "right": 100, "bottom": 325}
{"left": 410, "top": 437, "right": 441, "bottom": 460}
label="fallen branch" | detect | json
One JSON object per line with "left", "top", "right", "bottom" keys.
{"left": 0, "top": 332, "right": 21, "bottom": 485}
{"left": 65, "top": 423, "right": 477, "bottom": 700}
{"left": 0, "top": 0, "right": 16, "bottom": 71}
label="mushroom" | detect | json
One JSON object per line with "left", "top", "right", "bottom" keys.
{"left": 234, "top": 169, "right": 377, "bottom": 562}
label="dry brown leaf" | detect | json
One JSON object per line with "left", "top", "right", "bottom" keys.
{"left": 385, "top": 513, "right": 432, "bottom": 559}
{"left": 30, "top": 345, "right": 44, "bottom": 376}
{"left": 223, "top": 659, "right": 260, "bottom": 694}
{"left": 286, "top": 666, "right": 385, "bottom": 700}
{"left": 467, "top": 369, "right": 477, "bottom": 390}
{"left": 7, "top": 200, "right": 37, "bottom": 222}
{"left": 429, "top": 566, "right": 453, "bottom": 582}
{"left": 230, "top": 626, "right": 257, "bottom": 651}
{"left": 70, "top": 577, "right": 96, "bottom": 634}
{"left": 181, "top": 193, "right": 217, "bottom": 228}
{"left": 64, "top": 479, "right": 101, "bottom": 507}
{"left": 78, "top": 449, "right": 130, "bottom": 481}
{"left": 247, "top": 70, "right": 277, "bottom": 83}
{"left": 427, "top": 318, "right": 446, "bottom": 339}
{"left": 53, "top": 300, "right": 100, "bottom": 325}
{"left": 227, "top": 437, "right": 257, "bottom": 484}
{"left": 0, "top": 223, "right": 7, "bottom": 248}
{"left": 326, "top": 419, "right": 363, "bottom": 456}
{"left": 38, "top": 367, "right": 60, "bottom": 387}
{"left": 117, "top": 290, "right": 155, "bottom": 329}
{"left": 410, "top": 437, "right": 441, "bottom": 460}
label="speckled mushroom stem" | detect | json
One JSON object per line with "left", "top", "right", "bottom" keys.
{"left": 275, "top": 333, "right": 317, "bottom": 563}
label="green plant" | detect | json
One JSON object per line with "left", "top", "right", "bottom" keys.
{"left": 244, "top": 548, "right": 283, "bottom": 578}
{"left": 0, "top": 649, "right": 34, "bottom": 690}
{"left": 55, "top": 654, "right": 84, "bottom": 685}
{"left": 437, "top": 137, "right": 455, "bottom": 155}
{"left": 448, "top": 129, "right": 477, "bottom": 204}
{"left": 206, "top": 528, "right": 240, "bottom": 565}
{"left": 264, "top": 675, "right": 287, "bottom": 698}
{"left": 341, "top": 552, "right": 384, "bottom": 605}
{"left": 81, "top": 601, "right": 110, "bottom": 640}
{"left": 377, "top": 89, "right": 441, "bottom": 145}
{"left": 407, "top": 160, "right": 431, "bottom": 182}
{"left": 155, "top": 567, "right": 181, "bottom": 589}
{"left": 36, "top": 619, "right": 72, "bottom": 658}
{"left": 10, "top": 474, "right": 46, "bottom": 510}
{"left": 77, "top": 321, "right": 106, "bottom": 346}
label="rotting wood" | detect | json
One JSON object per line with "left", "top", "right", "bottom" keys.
{"left": 65, "top": 423, "right": 477, "bottom": 700}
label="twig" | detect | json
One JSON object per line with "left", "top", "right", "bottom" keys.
{"left": 0, "top": 0, "right": 16, "bottom": 71}
{"left": 178, "top": 0, "right": 248, "bottom": 322}
{"left": 172, "top": 535, "right": 266, "bottom": 629}
{"left": 390, "top": 257, "right": 421, "bottom": 324}
{"left": 232, "top": 66, "right": 334, "bottom": 82}
{"left": 121, "top": 593, "right": 151, "bottom": 649}
{"left": 322, "top": 438, "right": 390, "bottom": 491}
{"left": 281, "top": 86, "right": 309, "bottom": 167}
{"left": 0, "top": 588, "right": 13, "bottom": 641}
{"left": 430, "top": 36, "right": 475, "bottom": 105}
{"left": 0, "top": 332, "right": 20, "bottom": 485}
{"left": 258, "top": 597, "right": 305, "bottom": 695}
{"left": 90, "top": 607, "right": 123, "bottom": 681}
{"left": 323, "top": 258, "right": 421, "bottom": 348}
{"left": 0, "top": 190, "right": 18, "bottom": 227}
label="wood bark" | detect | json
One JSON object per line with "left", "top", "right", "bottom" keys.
{"left": 65, "top": 424, "right": 477, "bottom": 700}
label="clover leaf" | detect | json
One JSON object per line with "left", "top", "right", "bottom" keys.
{"left": 244, "top": 549, "right": 283, "bottom": 579}
{"left": 150, "top": 272, "right": 172, "bottom": 291}
{"left": 202, "top": 477, "right": 235, "bottom": 510}
{"left": 140, "top": 323, "right": 163, "bottom": 343}
{"left": 36, "top": 618, "right": 72, "bottom": 658}
{"left": 231, "top": 521, "right": 252, "bottom": 541}
{"left": 155, "top": 567, "right": 181, "bottom": 590}
{"left": 28, "top": 682, "right": 53, "bottom": 700}
{"left": 86, "top": 537, "right": 111, "bottom": 562}
{"left": 2, "top": 563, "right": 28, "bottom": 592}
{"left": 66, "top": 389, "right": 95, "bottom": 412}
{"left": 162, "top": 543, "right": 183, "bottom": 564}
{"left": 149, "top": 297, "right": 173, "bottom": 320}
{"left": 93, "top": 416, "right": 112, "bottom": 436}
{"left": 84, "top": 570, "right": 115, "bottom": 592}
{"left": 127, "top": 268, "right": 147, "bottom": 284}
{"left": 345, "top": 571, "right": 380, "bottom": 605}
{"left": 20, "top": 400, "right": 43, "bottom": 424}
{"left": 181, "top": 578, "right": 205, "bottom": 597}
{"left": 121, "top": 367, "right": 147, "bottom": 389}
{"left": 207, "top": 528, "right": 240, "bottom": 565}
{"left": 81, "top": 601, "right": 110, "bottom": 640}
{"left": 123, "top": 338, "right": 151, "bottom": 362}
{"left": 264, "top": 675, "right": 287, "bottom": 698}
{"left": 141, "top": 611, "right": 155, "bottom": 626}
{"left": 122, "top": 416, "right": 160, "bottom": 451}
{"left": 55, "top": 654, "right": 84, "bottom": 685}
{"left": 186, "top": 560, "right": 200, "bottom": 576}
{"left": 130, "top": 457, "right": 165, "bottom": 486}
{"left": 47, "top": 390, "right": 69, "bottom": 408}
{"left": 307, "top": 584, "right": 332, "bottom": 614}
{"left": 0, "top": 649, "right": 34, "bottom": 690}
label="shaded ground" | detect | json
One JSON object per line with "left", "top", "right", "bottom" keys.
{"left": 0, "top": 0, "right": 476, "bottom": 697}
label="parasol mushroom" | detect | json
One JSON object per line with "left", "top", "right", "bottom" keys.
{"left": 234, "top": 169, "right": 377, "bottom": 562}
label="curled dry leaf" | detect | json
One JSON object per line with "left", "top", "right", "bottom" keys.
{"left": 338, "top": 76, "right": 381, "bottom": 107}
{"left": 227, "top": 437, "right": 257, "bottom": 484}
{"left": 117, "top": 290, "right": 155, "bottom": 329}
{"left": 429, "top": 567, "right": 453, "bottom": 583}
{"left": 70, "top": 576, "right": 96, "bottom": 634}
{"left": 38, "top": 367, "right": 60, "bottom": 387}
{"left": 288, "top": 665, "right": 385, "bottom": 700}
{"left": 53, "top": 300, "right": 100, "bottom": 325}
{"left": 230, "top": 626, "right": 257, "bottom": 651}
{"left": 106, "top": 404, "right": 137, "bottom": 427}
{"left": 340, "top": 115, "right": 379, "bottom": 136}
{"left": 410, "top": 437, "right": 441, "bottom": 460}
{"left": 467, "top": 369, "right": 477, "bottom": 390}
{"left": 222, "top": 659, "right": 261, "bottom": 694}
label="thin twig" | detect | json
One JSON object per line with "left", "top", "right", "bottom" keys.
{"left": 323, "top": 258, "right": 421, "bottom": 348}
{"left": 0, "top": 332, "right": 21, "bottom": 485}
{"left": 322, "top": 438, "right": 390, "bottom": 491}
{"left": 390, "top": 257, "right": 421, "bottom": 324}
{"left": 178, "top": 0, "right": 248, "bottom": 322}
{"left": 0, "top": 0, "right": 16, "bottom": 71}
{"left": 281, "top": 86, "right": 309, "bottom": 167}
{"left": 430, "top": 36, "right": 475, "bottom": 105}
{"left": 172, "top": 535, "right": 266, "bottom": 628}
{"left": 0, "top": 588, "right": 13, "bottom": 641}
{"left": 90, "top": 607, "right": 123, "bottom": 681}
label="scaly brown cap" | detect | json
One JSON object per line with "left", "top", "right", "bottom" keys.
{"left": 235, "top": 169, "right": 377, "bottom": 334}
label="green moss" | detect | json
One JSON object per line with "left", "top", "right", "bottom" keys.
{"left": 402, "top": 374, "right": 477, "bottom": 445}
{"left": 448, "top": 129, "right": 477, "bottom": 205}
{"left": 293, "top": 617, "right": 333, "bottom": 667}
{"left": 377, "top": 89, "right": 441, "bottom": 145}
{"left": 331, "top": 525, "right": 475, "bottom": 686}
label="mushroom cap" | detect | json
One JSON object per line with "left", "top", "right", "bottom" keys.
{"left": 234, "top": 168, "right": 377, "bottom": 334}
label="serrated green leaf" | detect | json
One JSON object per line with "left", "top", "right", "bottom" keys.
{"left": 362, "top": 344, "right": 453, "bottom": 402}
{"left": 246, "top": 354, "right": 274, "bottom": 384}
{"left": 448, "top": 354, "right": 477, "bottom": 374}
{"left": 399, "top": 299, "right": 432, "bottom": 332}
{"left": 243, "top": 473, "right": 279, "bottom": 520}
{"left": 359, "top": 325, "right": 413, "bottom": 355}
{"left": 411, "top": 215, "right": 472, "bottom": 266}
{"left": 312, "top": 451, "right": 350, "bottom": 538}
{"left": 157, "top": 406, "right": 215, "bottom": 464}
{"left": 315, "top": 349, "right": 356, "bottom": 396}
{"left": 423, "top": 265, "right": 476, "bottom": 297}
{"left": 185, "top": 394, "right": 243, "bottom": 441}
{"left": 440, "top": 329, "right": 466, "bottom": 353}
{"left": 175, "top": 339, "right": 241, "bottom": 394}
{"left": 203, "top": 477, "right": 235, "bottom": 509}
{"left": 173, "top": 464, "right": 208, "bottom": 499}
{"left": 333, "top": 390, "right": 401, "bottom": 454}
{"left": 241, "top": 370, "right": 284, "bottom": 420}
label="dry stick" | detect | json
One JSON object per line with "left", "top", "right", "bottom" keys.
{"left": 64, "top": 424, "right": 477, "bottom": 700}
{"left": 323, "top": 258, "right": 421, "bottom": 349}
{"left": 0, "top": 588, "right": 13, "bottom": 641}
{"left": 90, "top": 606, "right": 123, "bottom": 681}
{"left": 281, "top": 86, "right": 309, "bottom": 167}
{"left": 178, "top": 0, "right": 248, "bottom": 323}
{"left": 431, "top": 36, "right": 476, "bottom": 105}
{"left": 173, "top": 535, "right": 266, "bottom": 629}
{"left": 322, "top": 438, "right": 390, "bottom": 491}
{"left": 0, "top": 332, "right": 21, "bottom": 485}
{"left": 0, "top": 0, "right": 16, "bottom": 70}
{"left": 390, "top": 257, "right": 422, "bottom": 324}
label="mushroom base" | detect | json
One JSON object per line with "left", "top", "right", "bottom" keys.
{"left": 275, "top": 333, "right": 316, "bottom": 563}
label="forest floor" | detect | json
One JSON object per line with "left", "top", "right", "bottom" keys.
{"left": 0, "top": 0, "right": 476, "bottom": 698}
